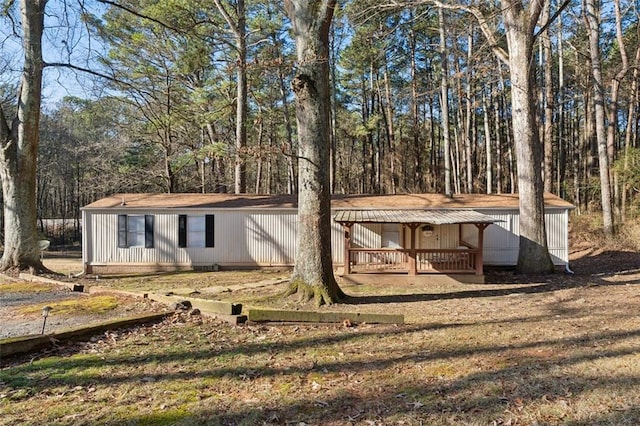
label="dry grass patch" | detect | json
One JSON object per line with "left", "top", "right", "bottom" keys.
{"left": 0, "top": 281, "right": 56, "bottom": 293}
{"left": 86, "top": 269, "right": 291, "bottom": 293}
{"left": 15, "top": 294, "right": 119, "bottom": 316}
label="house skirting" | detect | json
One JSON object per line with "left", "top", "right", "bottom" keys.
{"left": 84, "top": 262, "right": 293, "bottom": 275}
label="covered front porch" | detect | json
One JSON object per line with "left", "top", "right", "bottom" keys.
{"left": 334, "top": 209, "right": 497, "bottom": 279}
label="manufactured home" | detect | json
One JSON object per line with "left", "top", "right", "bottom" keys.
{"left": 81, "top": 193, "right": 573, "bottom": 280}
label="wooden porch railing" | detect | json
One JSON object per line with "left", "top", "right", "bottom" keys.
{"left": 348, "top": 248, "right": 408, "bottom": 272}
{"left": 415, "top": 249, "right": 478, "bottom": 273}
{"left": 347, "top": 247, "right": 478, "bottom": 274}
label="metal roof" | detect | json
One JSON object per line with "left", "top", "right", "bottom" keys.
{"left": 333, "top": 209, "right": 501, "bottom": 225}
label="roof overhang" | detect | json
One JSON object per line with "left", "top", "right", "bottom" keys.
{"left": 333, "top": 209, "right": 501, "bottom": 225}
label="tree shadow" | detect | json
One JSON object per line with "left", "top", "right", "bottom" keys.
{"left": 8, "top": 321, "right": 640, "bottom": 425}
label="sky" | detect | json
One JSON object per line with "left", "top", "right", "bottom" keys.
{"left": 1, "top": 0, "right": 109, "bottom": 107}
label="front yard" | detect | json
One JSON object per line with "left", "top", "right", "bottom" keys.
{"left": 2, "top": 240, "right": 640, "bottom": 424}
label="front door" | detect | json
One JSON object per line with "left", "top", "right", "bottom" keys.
{"left": 419, "top": 224, "right": 440, "bottom": 249}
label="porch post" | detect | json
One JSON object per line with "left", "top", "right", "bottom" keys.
{"left": 475, "top": 223, "right": 489, "bottom": 275}
{"left": 408, "top": 223, "right": 419, "bottom": 275}
{"left": 343, "top": 223, "right": 353, "bottom": 274}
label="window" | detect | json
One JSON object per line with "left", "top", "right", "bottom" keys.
{"left": 178, "top": 214, "right": 214, "bottom": 248}
{"left": 118, "top": 215, "right": 154, "bottom": 248}
{"left": 188, "top": 216, "right": 206, "bottom": 247}
{"left": 127, "top": 216, "right": 146, "bottom": 247}
{"left": 381, "top": 223, "right": 401, "bottom": 248}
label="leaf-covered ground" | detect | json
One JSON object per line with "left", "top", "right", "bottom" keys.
{"left": 2, "top": 241, "right": 640, "bottom": 425}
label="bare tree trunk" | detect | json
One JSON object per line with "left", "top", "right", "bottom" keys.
{"left": 502, "top": 0, "right": 554, "bottom": 273}
{"left": 583, "top": 60, "right": 594, "bottom": 212}
{"left": 493, "top": 77, "right": 503, "bottom": 194}
{"left": 285, "top": 0, "right": 345, "bottom": 306}
{"left": 608, "top": 0, "right": 630, "bottom": 215}
{"left": 0, "top": 0, "right": 48, "bottom": 272}
{"left": 214, "top": 0, "right": 247, "bottom": 194}
{"left": 329, "top": 22, "right": 340, "bottom": 194}
{"left": 382, "top": 64, "right": 398, "bottom": 194}
{"left": 276, "top": 54, "right": 297, "bottom": 195}
{"left": 409, "top": 25, "right": 422, "bottom": 191}
{"left": 584, "top": 0, "right": 614, "bottom": 236}
{"left": 557, "top": 16, "right": 566, "bottom": 195}
{"left": 464, "top": 31, "right": 473, "bottom": 193}
{"left": 438, "top": 6, "right": 452, "bottom": 195}
{"left": 621, "top": 46, "right": 640, "bottom": 219}
{"left": 541, "top": 0, "right": 554, "bottom": 193}
{"left": 234, "top": 0, "right": 247, "bottom": 193}
{"left": 482, "top": 90, "right": 492, "bottom": 194}
{"left": 255, "top": 117, "right": 264, "bottom": 193}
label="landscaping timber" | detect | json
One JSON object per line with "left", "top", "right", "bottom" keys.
{"left": 19, "top": 273, "right": 84, "bottom": 292}
{"left": 248, "top": 308, "right": 404, "bottom": 324}
{"left": 205, "top": 313, "right": 248, "bottom": 325}
{"left": 0, "top": 312, "right": 169, "bottom": 359}
{"left": 148, "top": 293, "right": 242, "bottom": 315}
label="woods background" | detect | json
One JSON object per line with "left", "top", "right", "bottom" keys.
{"left": 2, "top": 0, "right": 638, "bottom": 246}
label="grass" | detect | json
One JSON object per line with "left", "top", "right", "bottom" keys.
{"left": 14, "top": 294, "right": 119, "bottom": 316}
{"left": 3, "top": 270, "right": 640, "bottom": 425}
{"left": 0, "top": 281, "right": 57, "bottom": 293}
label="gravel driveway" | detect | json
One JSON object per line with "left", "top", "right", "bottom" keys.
{"left": 0, "top": 280, "right": 162, "bottom": 339}
{"left": 0, "top": 287, "right": 89, "bottom": 338}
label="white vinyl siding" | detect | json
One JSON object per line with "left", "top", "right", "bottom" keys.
{"left": 468, "top": 209, "right": 569, "bottom": 266}
{"left": 83, "top": 206, "right": 571, "bottom": 270}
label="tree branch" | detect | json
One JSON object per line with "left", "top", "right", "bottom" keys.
{"left": 44, "top": 61, "right": 155, "bottom": 98}
{"left": 430, "top": 0, "right": 509, "bottom": 65}
{"left": 212, "top": 0, "right": 240, "bottom": 38}
{"left": 533, "top": 0, "right": 572, "bottom": 40}
{"left": 0, "top": 102, "right": 10, "bottom": 146}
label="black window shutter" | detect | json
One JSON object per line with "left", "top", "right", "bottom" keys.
{"left": 205, "top": 214, "right": 215, "bottom": 247}
{"left": 178, "top": 215, "right": 187, "bottom": 248}
{"left": 145, "top": 215, "right": 155, "bottom": 248}
{"left": 118, "top": 215, "right": 128, "bottom": 248}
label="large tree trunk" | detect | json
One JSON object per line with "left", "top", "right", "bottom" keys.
{"left": 502, "top": 0, "right": 555, "bottom": 274}
{"left": 584, "top": 0, "right": 614, "bottom": 236}
{"left": 433, "top": 0, "right": 555, "bottom": 272}
{"left": 285, "top": 0, "right": 345, "bottom": 306}
{"left": 0, "top": 0, "right": 47, "bottom": 272}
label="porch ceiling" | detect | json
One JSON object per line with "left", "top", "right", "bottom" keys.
{"left": 333, "top": 209, "right": 500, "bottom": 225}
